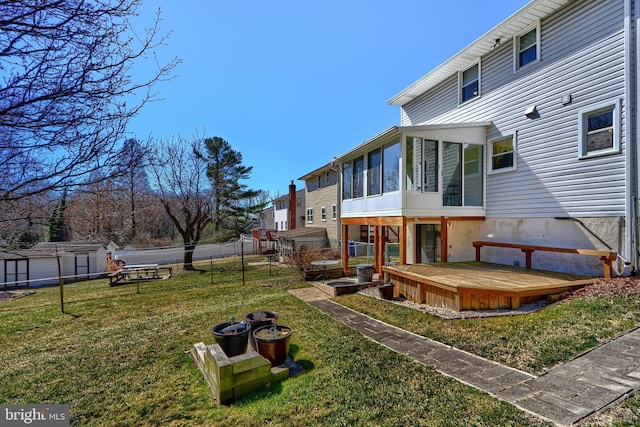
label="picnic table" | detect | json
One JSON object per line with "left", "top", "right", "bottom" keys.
{"left": 122, "top": 264, "right": 160, "bottom": 280}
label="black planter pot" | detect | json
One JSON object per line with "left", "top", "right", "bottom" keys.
{"left": 253, "top": 325, "right": 293, "bottom": 367}
{"left": 211, "top": 321, "right": 251, "bottom": 357}
{"left": 377, "top": 283, "right": 395, "bottom": 300}
{"left": 245, "top": 310, "right": 279, "bottom": 351}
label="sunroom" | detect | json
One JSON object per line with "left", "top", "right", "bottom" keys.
{"left": 334, "top": 122, "right": 490, "bottom": 276}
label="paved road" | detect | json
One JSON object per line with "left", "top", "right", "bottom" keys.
{"left": 290, "top": 287, "right": 640, "bottom": 426}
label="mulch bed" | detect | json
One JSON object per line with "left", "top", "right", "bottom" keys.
{"left": 569, "top": 277, "right": 640, "bottom": 299}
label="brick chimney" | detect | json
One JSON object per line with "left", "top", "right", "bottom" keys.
{"left": 288, "top": 180, "right": 296, "bottom": 230}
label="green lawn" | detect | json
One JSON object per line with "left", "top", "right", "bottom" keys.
{"left": 0, "top": 259, "right": 637, "bottom": 426}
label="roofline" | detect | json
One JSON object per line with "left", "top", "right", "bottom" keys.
{"left": 331, "top": 126, "right": 399, "bottom": 164}
{"left": 332, "top": 122, "right": 492, "bottom": 163}
{"left": 297, "top": 162, "right": 332, "bottom": 181}
{"left": 272, "top": 188, "right": 305, "bottom": 202}
{"left": 387, "top": 0, "right": 571, "bottom": 106}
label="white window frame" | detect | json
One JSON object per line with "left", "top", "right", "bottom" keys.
{"left": 578, "top": 99, "right": 621, "bottom": 159}
{"left": 321, "top": 206, "right": 326, "bottom": 222}
{"left": 514, "top": 22, "right": 540, "bottom": 72}
{"left": 458, "top": 59, "right": 481, "bottom": 105}
{"left": 488, "top": 132, "right": 517, "bottom": 174}
{"left": 306, "top": 208, "right": 313, "bottom": 223}
{"left": 331, "top": 204, "right": 337, "bottom": 221}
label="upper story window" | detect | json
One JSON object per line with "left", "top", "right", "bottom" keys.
{"left": 515, "top": 23, "right": 539, "bottom": 70}
{"left": 306, "top": 208, "right": 313, "bottom": 223}
{"left": 489, "top": 133, "right": 516, "bottom": 173}
{"left": 321, "top": 206, "right": 326, "bottom": 221}
{"left": 331, "top": 204, "right": 337, "bottom": 220}
{"left": 459, "top": 61, "right": 480, "bottom": 104}
{"left": 317, "top": 175, "right": 321, "bottom": 189}
{"left": 578, "top": 100, "right": 620, "bottom": 158}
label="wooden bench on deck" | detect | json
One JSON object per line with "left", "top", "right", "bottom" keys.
{"left": 472, "top": 241, "right": 617, "bottom": 278}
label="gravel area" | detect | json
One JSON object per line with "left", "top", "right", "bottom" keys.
{"left": 356, "top": 276, "right": 640, "bottom": 319}
{"left": 357, "top": 285, "right": 550, "bottom": 320}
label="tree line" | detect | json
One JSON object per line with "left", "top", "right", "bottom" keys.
{"left": 4, "top": 135, "right": 271, "bottom": 269}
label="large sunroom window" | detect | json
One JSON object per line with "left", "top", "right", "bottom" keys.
{"left": 342, "top": 162, "right": 352, "bottom": 199}
{"left": 406, "top": 137, "right": 438, "bottom": 192}
{"left": 441, "top": 142, "right": 483, "bottom": 207}
{"left": 367, "top": 148, "right": 381, "bottom": 195}
{"left": 382, "top": 142, "right": 400, "bottom": 193}
{"left": 342, "top": 156, "right": 365, "bottom": 199}
{"left": 343, "top": 141, "right": 401, "bottom": 200}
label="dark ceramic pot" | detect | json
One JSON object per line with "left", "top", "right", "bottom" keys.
{"left": 377, "top": 283, "right": 395, "bottom": 300}
{"left": 245, "top": 310, "right": 279, "bottom": 351}
{"left": 253, "top": 325, "right": 293, "bottom": 366}
{"left": 211, "top": 321, "right": 251, "bottom": 357}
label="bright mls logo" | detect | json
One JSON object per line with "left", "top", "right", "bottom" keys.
{"left": 1, "top": 405, "right": 69, "bottom": 426}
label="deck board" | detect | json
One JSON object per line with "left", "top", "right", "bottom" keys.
{"left": 383, "top": 262, "right": 594, "bottom": 311}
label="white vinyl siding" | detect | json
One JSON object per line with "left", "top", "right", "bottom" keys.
{"left": 400, "top": 0, "right": 625, "bottom": 218}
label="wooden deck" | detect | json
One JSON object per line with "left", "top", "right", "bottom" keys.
{"left": 383, "top": 262, "right": 594, "bottom": 311}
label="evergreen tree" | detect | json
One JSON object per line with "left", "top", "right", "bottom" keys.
{"left": 201, "top": 137, "right": 266, "bottom": 240}
{"left": 47, "top": 190, "right": 68, "bottom": 242}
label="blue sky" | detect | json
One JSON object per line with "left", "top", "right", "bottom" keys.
{"left": 128, "top": 1, "right": 529, "bottom": 198}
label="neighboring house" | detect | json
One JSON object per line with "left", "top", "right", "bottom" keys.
{"left": 298, "top": 163, "right": 341, "bottom": 247}
{"left": 257, "top": 205, "right": 275, "bottom": 232}
{"left": 1, "top": 241, "right": 118, "bottom": 287}
{"left": 273, "top": 184, "right": 305, "bottom": 232}
{"left": 335, "top": 0, "right": 636, "bottom": 277}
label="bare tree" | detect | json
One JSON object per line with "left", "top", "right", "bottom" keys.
{"left": 0, "top": 0, "right": 179, "bottom": 204}
{"left": 65, "top": 177, "right": 123, "bottom": 242}
{"left": 114, "top": 138, "right": 152, "bottom": 243}
{"left": 148, "top": 135, "right": 212, "bottom": 270}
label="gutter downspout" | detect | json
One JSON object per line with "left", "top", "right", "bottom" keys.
{"left": 328, "top": 161, "right": 342, "bottom": 245}
{"left": 624, "top": 0, "right": 638, "bottom": 274}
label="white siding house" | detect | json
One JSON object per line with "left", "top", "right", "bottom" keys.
{"left": 336, "top": 0, "right": 637, "bottom": 277}
{"left": 272, "top": 189, "right": 305, "bottom": 232}
{"left": 1, "top": 241, "right": 118, "bottom": 287}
